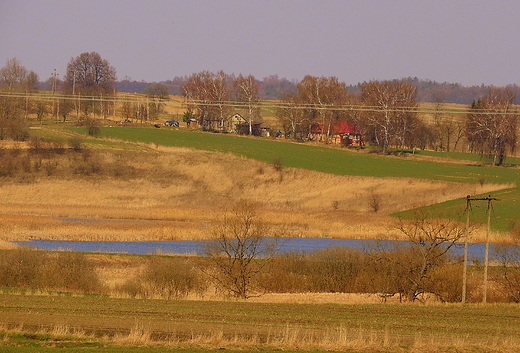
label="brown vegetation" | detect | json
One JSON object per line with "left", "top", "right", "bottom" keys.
{"left": 2, "top": 242, "right": 517, "bottom": 304}
{"left": 0, "top": 139, "right": 506, "bottom": 244}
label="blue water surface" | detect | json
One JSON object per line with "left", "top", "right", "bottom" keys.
{"left": 13, "top": 237, "right": 500, "bottom": 262}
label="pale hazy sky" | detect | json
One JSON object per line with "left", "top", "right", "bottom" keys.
{"left": 1, "top": 0, "right": 519, "bottom": 86}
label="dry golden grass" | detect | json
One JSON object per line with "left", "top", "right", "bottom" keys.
{"left": 247, "top": 292, "right": 397, "bottom": 304}
{"left": 0, "top": 240, "right": 18, "bottom": 249}
{"left": 0, "top": 144, "right": 510, "bottom": 244}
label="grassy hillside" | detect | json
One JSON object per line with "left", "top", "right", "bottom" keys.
{"left": 66, "top": 127, "right": 519, "bottom": 232}
{"left": 68, "top": 127, "right": 518, "bottom": 183}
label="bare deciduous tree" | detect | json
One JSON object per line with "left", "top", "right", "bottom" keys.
{"left": 0, "top": 58, "right": 38, "bottom": 92}
{"left": 375, "top": 215, "right": 464, "bottom": 302}
{"left": 144, "top": 83, "right": 170, "bottom": 120}
{"left": 63, "top": 52, "right": 117, "bottom": 96}
{"left": 494, "top": 244, "right": 520, "bottom": 302}
{"left": 203, "top": 202, "right": 279, "bottom": 299}
{"left": 182, "top": 71, "right": 231, "bottom": 132}
{"left": 297, "top": 75, "right": 349, "bottom": 142}
{"left": 0, "top": 58, "right": 38, "bottom": 139}
{"left": 466, "top": 88, "right": 518, "bottom": 165}
{"left": 62, "top": 52, "right": 117, "bottom": 119}
{"left": 276, "top": 93, "right": 309, "bottom": 139}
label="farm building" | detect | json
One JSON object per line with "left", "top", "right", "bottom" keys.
{"left": 204, "top": 111, "right": 266, "bottom": 136}
{"left": 232, "top": 113, "right": 270, "bottom": 136}
{"left": 186, "top": 118, "right": 197, "bottom": 128}
{"left": 309, "top": 122, "right": 363, "bottom": 146}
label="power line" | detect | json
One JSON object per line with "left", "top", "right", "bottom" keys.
{"left": 0, "top": 91, "right": 518, "bottom": 116}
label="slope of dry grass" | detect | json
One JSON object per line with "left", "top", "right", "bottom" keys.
{"left": 0, "top": 143, "right": 508, "bottom": 244}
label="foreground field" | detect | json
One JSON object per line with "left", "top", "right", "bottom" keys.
{"left": 1, "top": 292, "right": 520, "bottom": 352}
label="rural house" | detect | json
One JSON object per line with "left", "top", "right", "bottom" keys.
{"left": 309, "top": 122, "right": 363, "bottom": 146}
{"left": 232, "top": 113, "right": 269, "bottom": 136}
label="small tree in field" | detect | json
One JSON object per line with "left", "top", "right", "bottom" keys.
{"left": 203, "top": 202, "right": 279, "bottom": 299}
{"left": 375, "top": 214, "right": 464, "bottom": 302}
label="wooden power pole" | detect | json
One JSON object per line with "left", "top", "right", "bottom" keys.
{"left": 462, "top": 195, "right": 499, "bottom": 304}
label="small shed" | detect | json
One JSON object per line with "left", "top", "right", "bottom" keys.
{"left": 187, "top": 118, "right": 197, "bottom": 128}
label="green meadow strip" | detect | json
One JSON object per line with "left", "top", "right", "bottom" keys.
{"left": 394, "top": 186, "right": 520, "bottom": 231}
{"left": 68, "top": 127, "right": 520, "bottom": 185}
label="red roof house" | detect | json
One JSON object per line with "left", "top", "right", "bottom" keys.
{"left": 310, "top": 122, "right": 363, "bottom": 146}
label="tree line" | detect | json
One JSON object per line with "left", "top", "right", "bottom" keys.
{"left": 1, "top": 54, "right": 519, "bottom": 165}
{"left": 0, "top": 53, "right": 171, "bottom": 131}
{"left": 111, "top": 77, "right": 520, "bottom": 105}
{"left": 276, "top": 75, "right": 518, "bottom": 164}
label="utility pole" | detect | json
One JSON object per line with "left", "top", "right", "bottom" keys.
{"left": 51, "top": 69, "right": 59, "bottom": 121}
{"left": 51, "top": 69, "right": 57, "bottom": 94}
{"left": 482, "top": 195, "right": 498, "bottom": 303}
{"left": 462, "top": 195, "right": 471, "bottom": 304}
{"left": 461, "top": 195, "right": 499, "bottom": 304}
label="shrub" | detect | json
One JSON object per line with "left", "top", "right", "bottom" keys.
{"left": 261, "top": 247, "right": 367, "bottom": 294}
{"left": 86, "top": 119, "right": 100, "bottom": 136}
{"left": 68, "top": 136, "right": 83, "bottom": 151}
{"left": 44, "top": 251, "right": 103, "bottom": 293}
{"left": 494, "top": 244, "right": 520, "bottom": 302}
{"left": 0, "top": 117, "right": 29, "bottom": 141}
{"left": 272, "top": 156, "right": 283, "bottom": 172}
{"left": 260, "top": 252, "right": 309, "bottom": 293}
{"left": 119, "top": 257, "right": 207, "bottom": 299}
{"left": 424, "top": 263, "right": 464, "bottom": 302}
{"left": 0, "top": 248, "right": 46, "bottom": 289}
{"left": 306, "top": 247, "right": 365, "bottom": 293}
{"left": 0, "top": 248, "right": 103, "bottom": 293}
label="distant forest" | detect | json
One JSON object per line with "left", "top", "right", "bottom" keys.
{"left": 41, "top": 75, "right": 520, "bottom": 105}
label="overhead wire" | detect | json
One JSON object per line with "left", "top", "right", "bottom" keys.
{"left": 0, "top": 91, "right": 517, "bottom": 116}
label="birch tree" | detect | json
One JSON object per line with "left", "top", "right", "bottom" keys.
{"left": 233, "top": 74, "right": 260, "bottom": 135}
{"left": 360, "top": 80, "right": 419, "bottom": 153}
{"left": 296, "top": 76, "right": 348, "bottom": 141}
{"left": 466, "top": 88, "right": 518, "bottom": 165}
{"left": 276, "top": 94, "right": 308, "bottom": 139}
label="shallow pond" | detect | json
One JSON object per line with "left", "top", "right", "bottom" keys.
{"left": 13, "top": 237, "right": 499, "bottom": 262}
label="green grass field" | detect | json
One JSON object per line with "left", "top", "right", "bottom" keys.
{"left": 64, "top": 127, "right": 520, "bottom": 231}
{"left": 65, "top": 127, "right": 519, "bottom": 183}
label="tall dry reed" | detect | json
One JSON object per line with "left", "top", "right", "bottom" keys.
{"left": 0, "top": 142, "right": 512, "bottom": 243}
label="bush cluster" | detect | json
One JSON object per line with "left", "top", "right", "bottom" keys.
{"left": 259, "top": 246, "right": 488, "bottom": 303}
{"left": 116, "top": 257, "right": 207, "bottom": 299}
{"left": 0, "top": 116, "right": 29, "bottom": 141}
{"left": 0, "top": 138, "right": 139, "bottom": 180}
{"left": 0, "top": 248, "right": 102, "bottom": 293}
{"left": 2, "top": 246, "right": 518, "bottom": 302}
